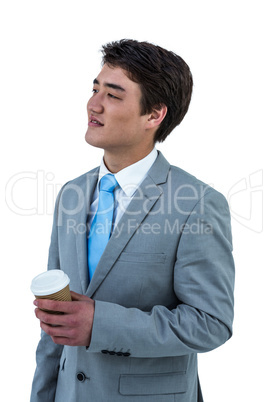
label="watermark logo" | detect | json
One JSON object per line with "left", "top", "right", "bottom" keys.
{"left": 227, "top": 170, "right": 263, "bottom": 233}
{"left": 5, "top": 169, "right": 264, "bottom": 233}
{"left": 5, "top": 171, "right": 62, "bottom": 216}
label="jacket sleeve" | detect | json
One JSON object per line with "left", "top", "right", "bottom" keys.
{"left": 89, "top": 190, "right": 235, "bottom": 358}
{"left": 30, "top": 189, "right": 65, "bottom": 402}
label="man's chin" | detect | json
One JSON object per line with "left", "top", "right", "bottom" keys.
{"left": 85, "top": 131, "right": 103, "bottom": 149}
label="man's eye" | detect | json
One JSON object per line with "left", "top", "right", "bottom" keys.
{"left": 108, "top": 93, "right": 120, "bottom": 100}
{"left": 92, "top": 89, "right": 99, "bottom": 94}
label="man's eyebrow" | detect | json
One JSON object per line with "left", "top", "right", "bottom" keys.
{"left": 93, "top": 78, "right": 126, "bottom": 92}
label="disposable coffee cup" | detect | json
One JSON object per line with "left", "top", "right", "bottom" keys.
{"left": 31, "top": 270, "right": 72, "bottom": 313}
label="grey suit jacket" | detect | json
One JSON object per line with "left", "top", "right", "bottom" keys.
{"left": 31, "top": 152, "right": 235, "bottom": 402}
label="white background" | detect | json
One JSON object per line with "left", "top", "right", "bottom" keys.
{"left": 1, "top": 1, "right": 267, "bottom": 400}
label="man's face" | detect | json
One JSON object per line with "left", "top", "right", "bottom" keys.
{"left": 85, "top": 64, "right": 154, "bottom": 155}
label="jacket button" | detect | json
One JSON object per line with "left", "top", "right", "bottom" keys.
{"left": 77, "top": 372, "right": 86, "bottom": 382}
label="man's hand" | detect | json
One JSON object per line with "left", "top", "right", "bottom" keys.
{"left": 34, "top": 291, "right": 95, "bottom": 347}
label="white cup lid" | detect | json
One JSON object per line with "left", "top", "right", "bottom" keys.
{"left": 30, "top": 270, "right": 70, "bottom": 296}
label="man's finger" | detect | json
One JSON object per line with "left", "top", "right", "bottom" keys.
{"left": 35, "top": 308, "right": 71, "bottom": 327}
{"left": 34, "top": 298, "right": 75, "bottom": 314}
{"left": 70, "top": 291, "right": 90, "bottom": 302}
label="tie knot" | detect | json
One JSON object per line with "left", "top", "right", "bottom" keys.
{"left": 100, "top": 174, "right": 118, "bottom": 193}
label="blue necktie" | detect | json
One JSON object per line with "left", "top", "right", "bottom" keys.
{"left": 88, "top": 174, "right": 118, "bottom": 280}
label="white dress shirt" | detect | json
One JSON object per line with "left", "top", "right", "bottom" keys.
{"left": 89, "top": 148, "right": 158, "bottom": 230}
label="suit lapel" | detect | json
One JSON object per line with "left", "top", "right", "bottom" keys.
{"left": 75, "top": 169, "right": 99, "bottom": 294}
{"left": 86, "top": 152, "right": 170, "bottom": 298}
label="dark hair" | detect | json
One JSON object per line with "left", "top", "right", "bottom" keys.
{"left": 101, "top": 39, "right": 193, "bottom": 143}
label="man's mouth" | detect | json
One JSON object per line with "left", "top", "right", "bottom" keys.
{"left": 89, "top": 117, "right": 104, "bottom": 126}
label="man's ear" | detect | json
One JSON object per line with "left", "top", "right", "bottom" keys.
{"left": 146, "top": 105, "right": 167, "bottom": 130}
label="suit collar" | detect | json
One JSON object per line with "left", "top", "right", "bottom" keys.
{"left": 147, "top": 150, "right": 170, "bottom": 185}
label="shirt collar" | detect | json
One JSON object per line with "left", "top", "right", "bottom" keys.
{"left": 98, "top": 148, "right": 158, "bottom": 197}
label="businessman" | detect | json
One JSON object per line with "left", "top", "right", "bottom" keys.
{"left": 31, "top": 39, "right": 235, "bottom": 401}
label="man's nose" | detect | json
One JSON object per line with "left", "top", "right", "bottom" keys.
{"left": 87, "top": 94, "right": 104, "bottom": 114}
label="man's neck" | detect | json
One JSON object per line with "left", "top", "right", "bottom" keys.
{"left": 103, "top": 146, "right": 155, "bottom": 173}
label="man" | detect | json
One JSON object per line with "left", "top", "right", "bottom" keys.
{"left": 31, "top": 39, "right": 235, "bottom": 402}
